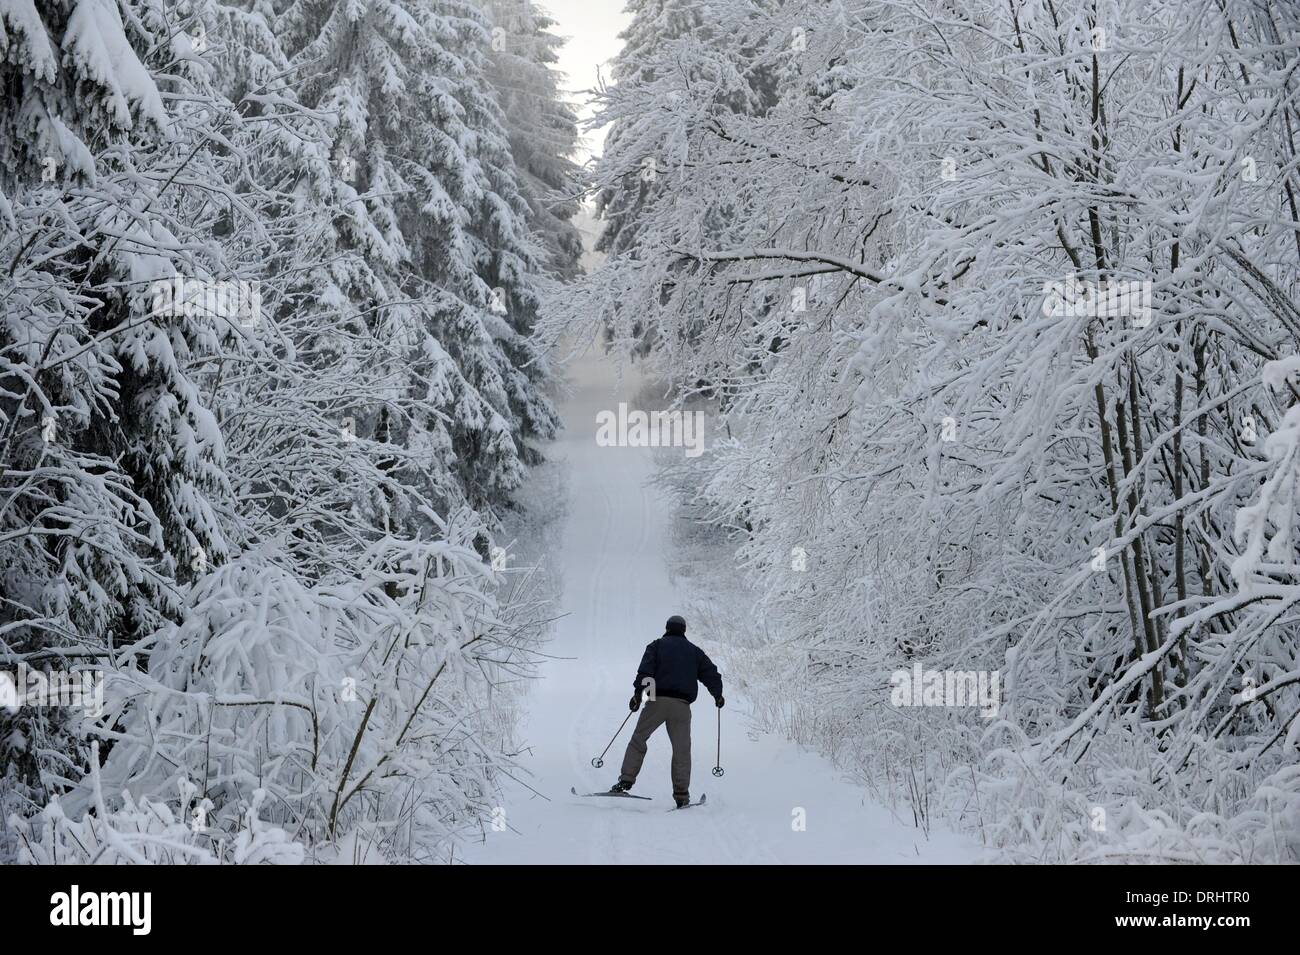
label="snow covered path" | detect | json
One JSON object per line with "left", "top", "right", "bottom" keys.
{"left": 461, "top": 342, "right": 982, "bottom": 865}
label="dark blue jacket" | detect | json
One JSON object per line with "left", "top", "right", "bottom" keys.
{"left": 634, "top": 633, "right": 723, "bottom": 705}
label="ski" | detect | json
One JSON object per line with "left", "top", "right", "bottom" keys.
{"left": 668, "top": 794, "right": 707, "bottom": 811}
{"left": 571, "top": 786, "right": 652, "bottom": 801}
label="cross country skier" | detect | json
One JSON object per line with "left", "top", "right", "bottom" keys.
{"left": 610, "top": 614, "right": 724, "bottom": 807}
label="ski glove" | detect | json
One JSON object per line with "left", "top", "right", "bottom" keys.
{"left": 629, "top": 694, "right": 642, "bottom": 712}
{"left": 715, "top": 695, "right": 725, "bottom": 708}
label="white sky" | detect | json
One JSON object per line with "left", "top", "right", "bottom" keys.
{"left": 539, "top": 0, "right": 633, "bottom": 161}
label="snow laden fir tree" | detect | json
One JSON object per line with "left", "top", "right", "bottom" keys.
{"left": 0, "top": 0, "right": 580, "bottom": 863}
{"left": 566, "top": 0, "right": 1300, "bottom": 862}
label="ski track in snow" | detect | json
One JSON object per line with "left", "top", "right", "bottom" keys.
{"left": 461, "top": 342, "right": 984, "bottom": 865}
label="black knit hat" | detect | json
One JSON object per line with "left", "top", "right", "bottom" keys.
{"left": 665, "top": 615, "right": 686, "bottom": 635}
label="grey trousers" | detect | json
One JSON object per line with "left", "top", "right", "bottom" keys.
{"left": 618, "top": 697, "right": 692, "bottom": 797}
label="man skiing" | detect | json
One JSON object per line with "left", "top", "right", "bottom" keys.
{"left": 610, "top": 614, "right": 724, "bottom": 807}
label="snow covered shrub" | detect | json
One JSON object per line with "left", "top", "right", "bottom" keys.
{"left": 74, "top": 518, "right": 525, "bottom": 860}
{"left": 8, "top": 745, "right": 303, "bottom": 864}
{"left": 978, "top": 719, "right": 1300, "bottom": 864}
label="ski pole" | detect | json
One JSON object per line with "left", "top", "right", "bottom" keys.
{"left": 590, "top": 710, "right": 636, "bottom": 768}
{"left": 712, "top": 707, "right": 724, "bottom": 777}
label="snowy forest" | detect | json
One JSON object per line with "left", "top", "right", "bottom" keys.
{"left": 1, "top": 0, "right": 580, "bottom": 863}
{"left": 3, "top": 0, "right": 1299, "bottom": 867}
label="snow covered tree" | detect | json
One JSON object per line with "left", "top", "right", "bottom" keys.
{"left": 481, "top": 0, "right": 585, "bottom": 279}
{"left": 0, "top": 0, "right": 239, "bottom": 799}
{"left": 273, "top": 0, "right": 557, "bottom": 517}
{"left": 589, "top": 0, "right": 781, "bottom": 360}
{"left": 596, "top": 0, "right": 738, "bottom": 257}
